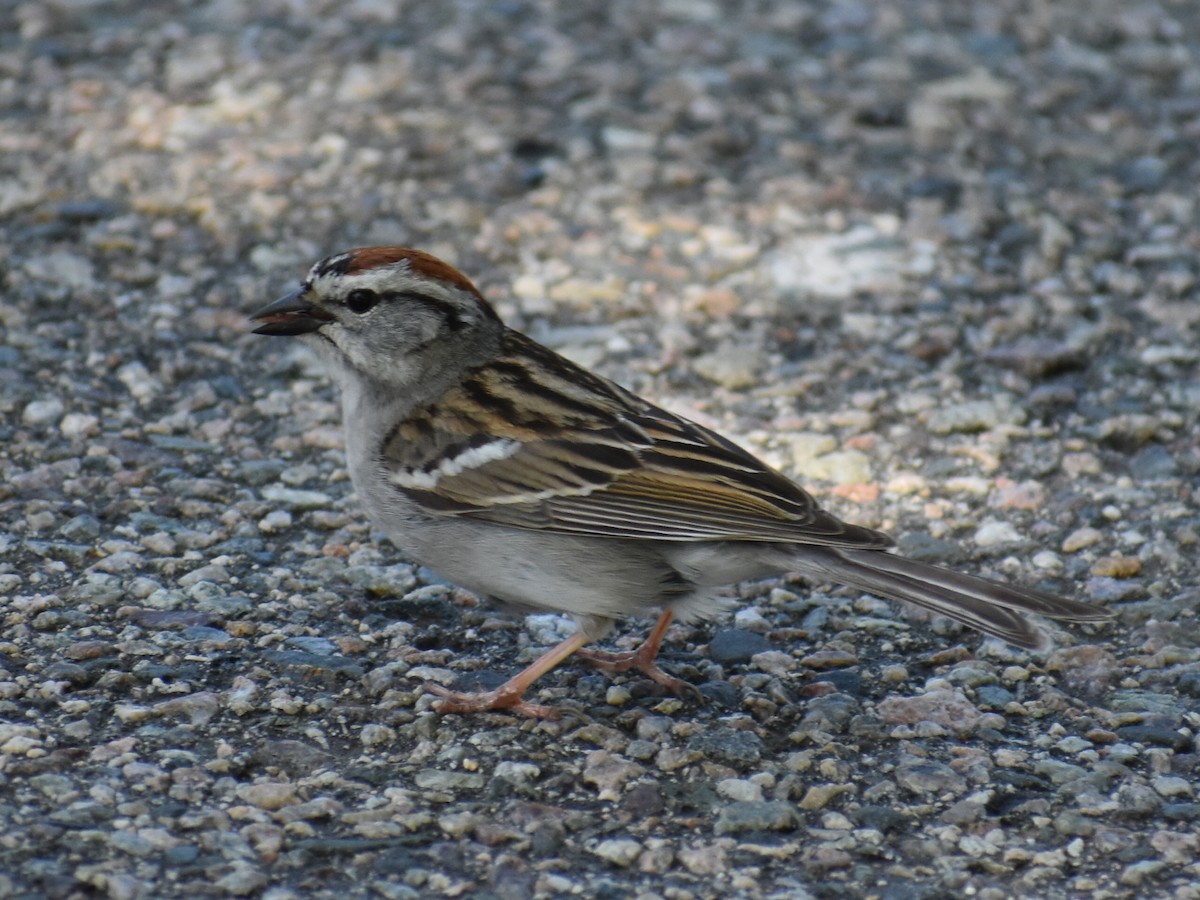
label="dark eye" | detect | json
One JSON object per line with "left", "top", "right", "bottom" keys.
{"left": 345, "top": 289, "right": 380, "bottom": 315}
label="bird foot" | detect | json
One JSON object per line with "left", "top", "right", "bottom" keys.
{"left": 575, "top": 646, "right": 697, "bottom": 697}
{"left": 424, "top": 681, "right": 561, "bottom": 719}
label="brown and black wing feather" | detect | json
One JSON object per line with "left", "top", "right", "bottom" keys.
{"left": 384, "top": 330, "right": 891, "bottom": 549}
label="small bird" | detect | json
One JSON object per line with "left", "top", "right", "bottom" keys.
{"left": 251, "top": 247, "right": 1111, "bottom": 717}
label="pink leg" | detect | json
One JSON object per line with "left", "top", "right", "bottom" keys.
{"left": 426, "top": 632, "right": 590, "bottom": 718}
{"left": 575, "top": 610, "right": 695, "bottom": 695}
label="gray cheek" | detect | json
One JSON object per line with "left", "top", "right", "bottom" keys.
{"left": 388, "top": 310, "right": 444, "bottom": 355}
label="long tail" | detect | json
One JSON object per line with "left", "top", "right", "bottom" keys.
{"left": 787, "top": 546, "right": 1112, "bottom": 650}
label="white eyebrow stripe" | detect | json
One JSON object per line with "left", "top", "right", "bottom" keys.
{"left": 390, "top": 438, "right": 521, "bottom": 489}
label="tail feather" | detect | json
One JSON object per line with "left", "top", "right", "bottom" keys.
{"left": 790, "top": 547, "right": 1112, "bottom": 650}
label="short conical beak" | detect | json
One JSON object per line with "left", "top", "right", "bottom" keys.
{"left": 250, "top": 287, "right": 334, "bottom": 336}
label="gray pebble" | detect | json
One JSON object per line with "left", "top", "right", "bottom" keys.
{"left": 687, "top": 728, "right": 764, "bottom": 768}
{"left": 708, "top": 629, "right": 769, "bottom": 664}
{"left": 714, "top": 800, "right": 801, "bottom": 835}
{"left": 1129, "top": 445, "right": 1178, "bottom": 480}
{"left": 894, "top": 760, "right": 966, "bottom": 795}
{"left": 413, "top": 770, "right": 485, "bottom": 791}
{"left": 57, "top": 514, "right": 101, "bottom": 542}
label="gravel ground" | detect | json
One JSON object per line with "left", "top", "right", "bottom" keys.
{"left": 3, "top": 1, "right": 1199, "bottom": 898}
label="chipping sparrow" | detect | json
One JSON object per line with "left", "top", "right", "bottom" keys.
{"left": 251, "top": 246, "right": 1111, "bottom": 717}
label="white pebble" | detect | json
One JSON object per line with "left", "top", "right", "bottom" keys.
{"left": 716, "top": 778, "right": 763, "bottom": 802}
{"left": 116, "top": 361, "right": 159, "bottom": 402}
{"left": 973, "top": 520, "right": 1023, "bottom": 547}
{"left": 258, "top": 510, "right": 293, "bottom": 533}
{"left": 591, "top": 838, "right": 643, "bottom": 867}
{"left": 1031, "top": 550, "right": 1062, "bottom": 570}
{"left": 22, "top": 398, "right": 64, "bottom": 426}
{"left": 59, "top": 412, "right": 99, "bottom": 438}
{"left": 360, "top": 723, "right": 396, "bottom": 749}
{"left": 733, "top": 607, "right": 771, "bottom": 632}
{"left": 494, "top": 761, "right": 541, "bottom": 784}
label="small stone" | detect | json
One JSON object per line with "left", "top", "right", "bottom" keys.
{"left": 525, "top": 614, "right": 575, "bottom": 644}
{"left": 975, "top": 685, "right": 1015, "bottom": 709}
{"left": 708, "top": 629, "right": 769, "bottom": 663}
{"left": 583, "top": 750, "right": 645, "bottom": 796}
{"left": 687, "top": 728, "right": 764, "bottom": 768}
{"left": 23, "top": 398, "right": 65, "bottom": 426}
{"left": 1053, "top": 811, "right": 1095, "bottom": 837}
{"left": 1054, "top": 738, "right": 1093, "bottom": 758}
{"left": 108, "top": 831, "right": 157, "bottom": 857}
{"left": 878, "top": 689, "right": 982, "bottom": 735}
{"left": 798, "top": 784, "right": 847, "bottom": 811}
{"left": 925, "top": 397, "right": 1025, "bottom": 434}
{"left": 990, "top": 480, "right": 1045, "bottom": 511}
{"left": 260, "top": 486, "right": 332, "bottom": 510}
{"left": 716, "top": 778, "right": 763, "bottom": 803}
{"left": 240, "top": 460, "right": 287, "bottom": 486}
{"left": 655, "top": 747, "right": 702, "bottom": 772}
{"left": 493, "top": 761, "right": 540, "bottom": 785}
{"left": 1090, "top": 556, "right": 1141, "bottom": 578}
{"left": 733, "top": 607, "right": 771, "bottom": 632}
{"left": 714, "top": 801, "right": 801, "bottom": 835}
{"left": 1163, "top": 803, "right": 1200, "bottom": 822}
{"left": 1151, "top": 776, "right": 1193, "bottom": 799}
{"left": 58, "top": 514, "right": 102, "bottom": 542}
{"left": 636, "top": 840, "right": 675, "bottom": 874}
{"left": 973, "top": 520, "right": 1024, "bottom": 547}
{"left": 286, "top": 636, "right": 339, "bottom": 655}
{"left": 805, "top": 450, "right": 872, "bottom": 485}
{"left": 60, "top": 412, "right": 100, "bottom": 438}
{"left": 112, "top": 704, "right": 154, "bottom": 725}
{"left": 1129, "top": 445, "right": 1178, "bottom": 480}
{"left": 64, "top": 640, "right": 115, "bottom": 661}
{"left": 236, "top": 782, "right": 299, "bottom": 811}
{"left": 1086, "top": 577, "right": 1142, "bottom": 603}
{"left": 360, "top": 724, "right": 396, "bottom": 749}
{"left": 413, "top": 770, "right": 485, "bottom": 791}
{"left": 790, "top": 433, "right": 838, "bottom": 465}
{"left": 1032, "top": 550, "right": 1062, "bottom": 570}
{"left": 605, "top": 684, "right": 632, "bottom": 705}
{"left": 677, "top": 841, "right": 730, "bottom": 875}
{"left": 894, "top": 759, "right": 967, "bottom": 795}
{"left": 751, "top": 650, "right": 795, "bottom": 676}
{"left": 213, "top": 864, "right": 269, "bottom": 897}
{"left": 258, "top": 510, "right": 293, "bottom": 533}
{"left": 1033, "top": 759, "right": 1088, "bottom": 785}
{"left": 1119, "top": 860, "right": 1166, "bottom": 886}
{"left": 1045, "top": 644, "right": 1120, "bottom": 694}
{"left": 625, "top": 740, "right": 659, "bottom": 762}
{"left": 853, "top": 805, "right": 909, "bottom": 833}
{"left": 1150, "top": 830, "right": 1198, "bottom": 865}
{"left": 1116, "top": 155, "right": 1167, "bottom": 192}
{"left": 438, "top": 811, "right": 483, "bottom": 837}
{"left": 1098, "top": 414, "right": 1159, "bottom": 450}
{"left": 692, "top": 347, "right": 760, "bottom": 390}
{"left": 985, "top": 339, "right": 1084, "bottom": 378}
{"left": 940, "top": 475, "right": 988, "bottom": 496}
{"left": 249, "top": 740, "right": 334, "bottom": 777}
{"left": 592, "top": 838, "right": 643, "bottom": 867}
{"left": 942, "top": 798, "right": 985, "bottom": 825}
{"left": 1115, "top": 726, "right": 1191, "bottom": 752}
{"left": 799, "top": 649, "right": 858, "bottom": 670}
